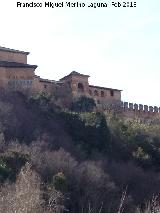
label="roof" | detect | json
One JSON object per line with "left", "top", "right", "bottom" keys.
{"left": 39, "top": 78, "right": 57, "bottom": 84}
{"left": 89, "top": 85, "right": 122, "bottom": 92}
{"left": 60, "top": 71, "right": 90, "bottom": 80}
{"left": 0, "top": 61, "right": 37, "bottom": 69}
{"left": 0, "top": 46, "right": 29, "bottom": 55}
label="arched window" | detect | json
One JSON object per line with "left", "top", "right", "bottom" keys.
{"left": 101, "top": 91, "right": 105, "bottom": 97}
{"left": 94, "top": 90, "right": 99, "bottom": 96}
{"left": 78, "top": 83, "right": 84, "bottom": 92}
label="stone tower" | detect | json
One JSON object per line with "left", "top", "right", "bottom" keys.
{"left": 60, "top": 71, "right": 90, "bottom": 100}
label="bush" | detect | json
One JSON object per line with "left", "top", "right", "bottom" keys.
{"left": 71, "top": 96, "right": 96, "bottom": 112}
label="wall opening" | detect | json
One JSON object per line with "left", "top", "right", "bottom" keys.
{"left": 94, "top": 90, "right": 99, "bottom": 96}
{"left": 78, "top": 83, "right": 84, "bottom": 92}
{"left": 110, "top": 90, "right": 114, "bottom": 97}
{"left": 101, "top": 91, "right": 104, "bottom": 97}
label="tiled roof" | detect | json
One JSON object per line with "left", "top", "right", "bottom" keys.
{"left": 0, "top": 61, "right": 37, "bottom": 69}
{"left": 0, "top": 46, "right": 29, "bottom": 55}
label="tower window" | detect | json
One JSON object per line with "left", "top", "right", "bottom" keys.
{"left": 110, "top": 90, "right": 114, "bottom": 97}
{"left": 78, "top": 83, "right": 84, "bottom": 92}
{"left": 101, "top": 91, "right": 105, "bottom": 97}
{"left": 94, "top": 90, "right": 99, "bottom": 96}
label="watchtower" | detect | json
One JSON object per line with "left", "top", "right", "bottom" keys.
{"left": 60, "top": 71, "right": 90, "bottom": 99}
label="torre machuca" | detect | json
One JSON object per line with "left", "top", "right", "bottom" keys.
{"left": 0, "top": 46, "right": 159, "bottom": 118}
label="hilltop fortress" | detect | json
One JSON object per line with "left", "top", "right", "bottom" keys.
{"left": 0, "top": 46, "right": 159, "bottom": 118}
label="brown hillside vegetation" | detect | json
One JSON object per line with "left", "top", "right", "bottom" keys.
{"left": 0, "top": 91, "right": 160, "bottom": 212}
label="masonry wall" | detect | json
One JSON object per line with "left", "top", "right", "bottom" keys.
{"left": 120, "top": 102, "right": 160, "bottom": 118}
{"left": 88, "top": 86, "right": 121, "bottom": 106}
{"left": 0, "top": 67, "right": 35, "bottom": 90}
{"left": 102, "top": 101, "right": 160, "bottom": 119}
{"left": 66, "top": 75, "right": 89, "bottom": 98}
{"left": 33, "top": 79, "right": 55, "bottom": 94}
{"left": 0, "top": 51, "right": 27, "bottom": 63}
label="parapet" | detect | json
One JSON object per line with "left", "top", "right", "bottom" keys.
{"left": 119, "top": 102, "right": 160, "bottom": 118}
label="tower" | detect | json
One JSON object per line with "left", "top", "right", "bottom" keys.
{"left": 60, "top": 71, "right": 90, "bottom": 100}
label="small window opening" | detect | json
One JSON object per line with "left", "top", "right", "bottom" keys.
{"left": 94, "top": 90, "right": 99, "bottom": 96}
{"left": 78, "top": 83, "right": 84, "bottom": 92}
{"left": 101, "top": 91, "right": 105, "bottom": 97}
{"left": 110, "top": 90, "right": 114, "bottom": 97}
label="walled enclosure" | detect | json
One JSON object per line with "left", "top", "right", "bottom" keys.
{"left": 0, "top": 46, "right": 159, "bottom": 118}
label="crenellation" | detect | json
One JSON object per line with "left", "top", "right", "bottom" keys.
{"left": 129, "top": 103, "right": 133, "bottom": 109}
{"left": 154, "top": 106, "right": 158, "bottom": 113}
{"left": 139, "top": 104, "right": 143, "bottom": 111}
{"left": 118, "top": 102, "right": 160, "bottom": 118}
{"left": 124, "top": 102, "right": 128, "bottom": 109}
{"left": 144, "top": 105, "right": 148, "bottom": 112}
{"left": 149, "top": 106, "right": 153, "bottom": 112}
{"left": 134, "top": 104, "right": 138, "bottom": 111}
{"left": 120, "top": 101, "right": 124, "bottom": 108}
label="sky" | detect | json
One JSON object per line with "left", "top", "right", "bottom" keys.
{"left": 0, "top": 0, "right": 160, "bottom": 106}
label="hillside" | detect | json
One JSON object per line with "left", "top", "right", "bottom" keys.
{"left": 0, "top": 92, "right": 160, "bottom": 212}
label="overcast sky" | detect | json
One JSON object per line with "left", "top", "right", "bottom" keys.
{"left": 0, "top": 0, "right": 160, "bottom": 106}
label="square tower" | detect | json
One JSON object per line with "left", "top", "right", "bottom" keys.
{"left": 60, "top": 71, "right": 90, "bottom": 99}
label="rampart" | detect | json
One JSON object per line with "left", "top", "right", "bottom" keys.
{"left": 120, "top": 102, "right": 160, "bottom": 118}
{"left": 101, "top": 101, "right": 160, "bottom": 118}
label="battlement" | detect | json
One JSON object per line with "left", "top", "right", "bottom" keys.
{"left": 121, "top": 102, "right": 160, "bottom": 113}
{"left": 111, "top": 101, "right": 160, "bottom": 118}
{"left": 100, "top": 101, "right": 160, "bottom": 118}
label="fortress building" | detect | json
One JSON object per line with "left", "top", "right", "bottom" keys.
{"left": 0, "top": 46, "right": 121, "bottom": 107}
{"left": 0, "top": 46, "right": 37, "bottom": 89}
{"left": 0, "top": 46, "right": 159, "bottom": 118}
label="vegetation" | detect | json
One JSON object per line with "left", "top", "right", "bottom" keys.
{"left": 70, "top": 96, "right": 96, "bottom": 112}
{"left": 0, "top": 91, "right": 160, "bottom": 212}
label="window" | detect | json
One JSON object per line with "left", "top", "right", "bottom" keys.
{"left": 94, "top": 90, "right": 99, "bottom": 96}
{"left": 89, "top": 90, "right": 92, "bottom": 95}
{"left": 44, "top": 84, "right": 47, "bottom": 89}
{"left": 101, "top": 91, "right": 105, "bottom": 97}
{"left": 97, "top": 100, "right": 100, "bottom": 104}
{"left": 110, "top": 90, "right": 114, "bottom": 97}
{"left": 78, "top": 83, "right": 84, "bottom": 92}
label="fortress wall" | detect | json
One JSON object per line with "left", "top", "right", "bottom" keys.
{"left": 104, "top": 101, "right": 160, "bottom": 118}
{"left": 0, "top": 51, "right": 27, "bottom": 64}
{"left": 88, "top": 86, "right": 121, "bottom": 105}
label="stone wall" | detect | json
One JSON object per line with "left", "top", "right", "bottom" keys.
{"left": 0, "top": 67, "right": 35, "bottom": 90}
{"left": 0, "top": 51, "right": 28, "bottom": 64}
{"left": 88, "top": 85, "right": 121, "bottom": 105}
{"left": 104, "top": 101, "right": 160, "bottom": 118}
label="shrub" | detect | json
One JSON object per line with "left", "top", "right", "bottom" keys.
{"left": 71, "top": 96, "right": 96, "bottom": 112}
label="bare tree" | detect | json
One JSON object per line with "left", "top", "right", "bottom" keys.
{"left": 136, "top": 195, "right": 160, "bottom": 213}
{"left": 0, "top": 163, "right": 43, "bottom": 213}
